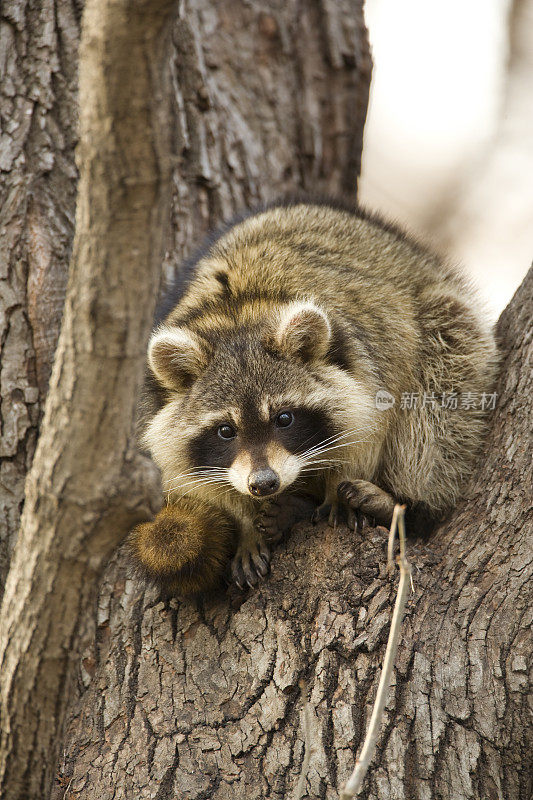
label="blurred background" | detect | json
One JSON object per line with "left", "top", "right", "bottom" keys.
{"left": 359, "top": 0, "right": 532, "bottom": 320}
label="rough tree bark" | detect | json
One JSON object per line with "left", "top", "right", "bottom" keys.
{"left": 0, "top": 0, "right": 80, "bottom": 593}
{"left": 0, "top": 0, "right": 176, "bottom": 796}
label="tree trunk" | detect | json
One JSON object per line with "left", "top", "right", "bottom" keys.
{"left": 53, "top": 267, "right": 533, "bottom": 800}
{"left": 0, "top": 0, "right": 176, "bottom": 795}
{"left": 0, "top": 0, "right": 80, "bottom": 594}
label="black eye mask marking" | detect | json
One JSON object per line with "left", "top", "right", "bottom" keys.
{"left": 188, "top": 426, "right": 239, "bottom": 469}
{"left": 273, "top": 407, "right": 336, "bottom": 456}
{"left": 187, "top": 407, "right": 337, "bottom": 471}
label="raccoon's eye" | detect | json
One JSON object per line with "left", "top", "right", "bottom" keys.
{"left": 275, "top": 411, "right": 294, "bottom": 428}
{"left": 217, "top": 423, "right": 237, "bottom": 440}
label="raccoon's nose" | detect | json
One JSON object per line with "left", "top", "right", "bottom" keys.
{"left": 248, "top": 468, "right": 280, "bottom": 497}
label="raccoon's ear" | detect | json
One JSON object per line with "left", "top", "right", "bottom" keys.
{"left": 148, "top": 326, "right": 208, "bottom": 391}
{"left": 269, "top": 301, "right": 331, "bottom": 362}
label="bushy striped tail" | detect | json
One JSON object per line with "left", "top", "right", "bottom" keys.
{"left": 129, "top": 496, "right": 236, "bottom": 596}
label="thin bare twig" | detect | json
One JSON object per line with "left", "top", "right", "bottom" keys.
{"left": 340, "top": 504, "right": 412, "bottom": 799}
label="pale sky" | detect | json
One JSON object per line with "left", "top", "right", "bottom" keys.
{"left": 360, "top": 0, "right": 532, "bottom": 319}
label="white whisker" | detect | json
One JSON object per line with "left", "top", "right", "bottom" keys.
{"left": 164, "top": 466, "right": 229, "bottom": 480}
{"left": 299, "top": 457, "right": 347, "bottom": 466}
{"left": 176, "top": 483, "right": 236, "bottom": 501}
{"left": 167, "top": 476, "right": 230, "bottom": 493}
{"left": 298, "top": 438, "right": 372, "bottom": 462}
{"left": 164, "top": 466, "right": 229, "bottom": 488}
{"left": 297, "top": 425, "right": 373, "bottom": 460}
{"left": 299, "top": 434, "right": 369, "bottom": 459}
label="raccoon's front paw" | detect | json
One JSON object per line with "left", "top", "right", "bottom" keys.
{"left": 256, "top": 494, "right": 316, "bottom": 544}
{"left": 337, "top": 480, "right": 395, "bottom": 531}
{"left": 231, "top": 541, "right": 271, "bottom": 590}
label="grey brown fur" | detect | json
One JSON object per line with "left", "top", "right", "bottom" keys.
{"left": 130, "top": 199, "right": 497, "bottom": 593}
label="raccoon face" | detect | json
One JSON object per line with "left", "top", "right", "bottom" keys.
{"left": 185, "top": 398, "right": 336, "bottom": 498}
{"left": 145, "top": 301, "right": 376, "bottom": 499}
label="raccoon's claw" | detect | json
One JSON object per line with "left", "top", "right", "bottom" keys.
{"left": 317, "top": 500, "right": 351, "bottom": 529}
{"left": 346, "top": 508, "right": 366, "bottom": 532}
{"left": 231, "top": 543, "right": 271, "bottom": 590}
{"left": 337, "top": 481, "right": 372, "bottom": 531}
{"left": 337, "top": 480, "right": 394, "bottom": 530}
{"left": 327, "top": 502, "right": 345, "bottom": 529}
{"left": 323, "top": 492, "right": 374, "bottom": 532}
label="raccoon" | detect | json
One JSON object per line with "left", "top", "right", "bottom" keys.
{"left": 130, "top": 199, "right": 497, "bottom": 594}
